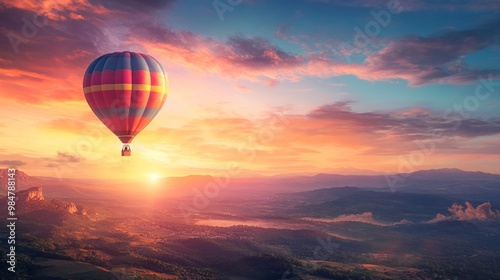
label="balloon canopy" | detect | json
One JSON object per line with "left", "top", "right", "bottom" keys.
{"left": 83, "top": 51, "right": 168, "bottom": 156}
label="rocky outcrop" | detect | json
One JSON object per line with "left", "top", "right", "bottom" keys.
{"left": 67, "top": 202, "right": 78, "bottom": 214}
{"left": 77, "top": 205, "right": 88, "bottom": 216}
{"left": 12, "top": 187, "right": 87, "bottom": 215}
{"left": 50, "top": 199, "right": 80, "bottom": 214}
{"left": 16, "top": 187, "right": 45, "bottom": 202}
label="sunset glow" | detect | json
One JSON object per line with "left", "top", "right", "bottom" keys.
{"left": 149, "top": 173, "right": 160, "bottom": 182}
{"left": 0, "top": 0, "right": 499, "bottom": 181}
{"left": 2, "top": 2, "right": 500, "bottom": 279}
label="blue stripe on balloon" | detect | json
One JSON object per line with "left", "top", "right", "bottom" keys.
{"left": 130, "top": 53, "right": 149, "bottom": 72}
{"left": 85, "top": 54, "right": 107, "bottom": 73}
{"left": 102, "top": 54, "right": 118, "bottom": 71}
{"left": 144, "top": 106, "right": 160, "bottom": 118}
{"left": 93, "top": 55, "right": 109, "bottom": 73}
{"left": 85, "top": 52, "right": 164, "bottom": 73}
{"left": 116, "top": 52, "right": 132, "bottom": 71}
{"left": 142, "top": 55, "right": 163, "bottom": 73}
{"left": 98, "top": 106, "right": 160, "bottom": 119}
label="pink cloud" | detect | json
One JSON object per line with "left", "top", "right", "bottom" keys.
{"left": 137, "top": 24, "right": 500, "bottom": 87}
{"left": 132, "top": 101, "right": 500, "bottom": 168}
{"left": 429, "top": 201, "right": 500, "bottom": 223}
{"left": 0, "top": 0, "right": 499, "bottom": 108}
{"left": 0, "top": 0, "right": 97, "bottom": 21}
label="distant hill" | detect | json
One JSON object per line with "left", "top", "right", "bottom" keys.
{"left": 0, "top": 169, "right": 43, "bottom": 192}
{"left": 225, "top": 168, "right": 500, "bottom": 198}
{"left": 406, "top": 168, "right": 500, "bottom": 181}
{"left": 0, "top": 169, "right": 111, "bottom": 199}
{"left": 395, "top": 169, "right": 500, "bottom": 201}
{"left": 275, "top": 186, "right": 364, "bottom": 204}
{"left": 291, "top": 190, "right": 462, "bottom": 222}
{"left": 2, "top": 168, "right": 499, "bottom": 202}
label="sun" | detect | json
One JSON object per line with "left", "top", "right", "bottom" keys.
{"left": 149, "top": 173, "right": 160, "bottom": 182}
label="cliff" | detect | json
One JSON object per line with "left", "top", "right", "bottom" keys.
{"left": 15, "top": 186, "right": 45, "bottom": 202}
{"left": 2, "top": 186, "right": 87, "bottom": 215}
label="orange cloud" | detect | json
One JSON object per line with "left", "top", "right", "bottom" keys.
{"left": 2, "top": 0, "right": 497, "bottom": 112}
{"left": 134, "top": 101, "right": 500, "bottom": 172}
{"left": 429, "top": 201, "right": 500, "bottom": 222}
{"left": 0, "top": 0, "right": 109, "bottom": 21}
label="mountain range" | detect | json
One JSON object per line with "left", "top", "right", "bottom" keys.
{"left": 1, "top": 168, "right": 500, "bottom": 279}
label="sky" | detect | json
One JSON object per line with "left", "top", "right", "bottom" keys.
{"left": 0, "top": 0, "right": 499, "bottom": 180}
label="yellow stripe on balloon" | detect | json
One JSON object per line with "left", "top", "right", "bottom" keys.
{"left": 83, "top": 84, "right": 166, "bottom": 94}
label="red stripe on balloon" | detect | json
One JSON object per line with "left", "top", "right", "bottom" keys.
{"left": 114, "top": 69, "right": 133, "bottom": 84}
{"left": 90, "top": 93, "right": 106, "bottom": 108}
{"left": 83, "top": 74, "right": 92, "bottom": 88}
{"left": 132, "top": 70, "right": 150, "bottom": 84}
{"left": 145, "top": 93, "right": 165, "bottom": 109}
{"left": 130, "top": 91, "right": 150, "bottom": 108}
{"left": 100, "top": 70, "right": 116, "bottom": 84}
{"left": 84, "top": 71, "right": 165, "bottom": 87}
{"left": 90, "top": 71, "right": 101, "bottom": 85}
{"left": 150, "top": 72, "right": 166, "bottom": 86}
{"left": 86, "top": 91, "right": 165, "bottom": 109}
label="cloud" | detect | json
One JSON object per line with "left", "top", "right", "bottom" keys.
{"left": 406, "top": 0, "right": 500, "bottom": 11}
{"left": 0, "top": 160, "right": 27, "bottom": 167}
{"left": 0, "top": 0, "right": 179, "bottom": 104}
{"left": 265, "top": 79, "right": 279, "bottom": 87}
{"left": 429, "top": 201, "right": 500, "bottom": 223}
{"left": 42, "top": 118, "right": 89, "bottom": 134}
{"left": 138, "top": 101, "right": 500, "bottom": 173}
{"left": 225, "top": 36, "right": 300, "bottom": 69}
{"left": 1, "top": 0, "right": 499, "bottom": 107}
{"left": 127, "top": 25, "right": 308, "bottom": 84}
{"left": 303, "top": 212, "right": 410, "bottom": 226}
{"left": 276, "top": 17, "right": 500, "bottom": 86}
{"left": 308, "top": 0, "right": 406, "bottom": 9}
{"left": 363, "top": 20, "right": 500, "bottom": 86}
{"left": 307, "top": 101, "right": 500, "bottom": 141}
{"left": 457, "top": 118, "right": 500, "bottom": 137}
{"left": 308, "top": 0, "right": 500, "bottom": 11}
{"left": 132, "top": 19, "right": 500, "bottom": 86}
{"left": 0, "top": 5, "right": 109, "bottom": 103}
{"left": 0, "top": 0, "right": 101, "bottom": 21}
{"left": 57, "top": 152, "right": 81, "bottom": 163}
{"left": 307, "top": 212, "right": 382, "bottom": 224}
{"left": 89, "top": 0, "right": 176, "bottom": 13}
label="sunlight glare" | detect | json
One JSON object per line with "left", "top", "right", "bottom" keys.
{"left": 149, "top": 173, "right": 160, "bottom": 182}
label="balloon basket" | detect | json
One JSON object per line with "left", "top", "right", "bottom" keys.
{"left": 121, "top": 145, "right": 131, "bottom": 156}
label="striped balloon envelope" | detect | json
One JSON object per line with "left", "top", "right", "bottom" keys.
{"left": 83, "top": 51, "right": 168, "bottom": 156}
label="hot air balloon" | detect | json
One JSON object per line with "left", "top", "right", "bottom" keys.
{"left": 83, "top": 51, "right": 168, "bottom": 156}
